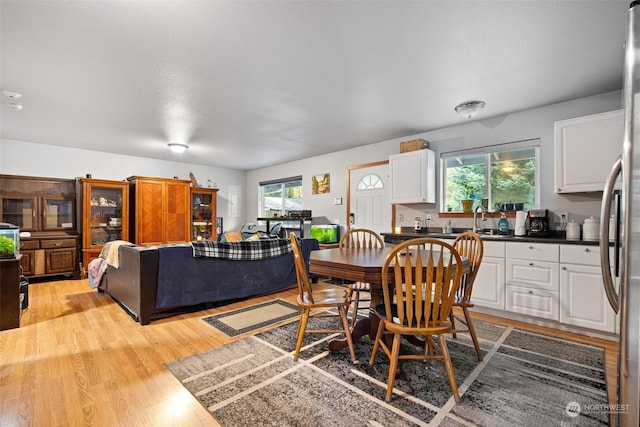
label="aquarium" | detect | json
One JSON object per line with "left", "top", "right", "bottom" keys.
{"left": 309, "top": 224, "right": 340, "bottom": 244}
{"left": 0, "top": 223, "right": 19, "bottom": 258}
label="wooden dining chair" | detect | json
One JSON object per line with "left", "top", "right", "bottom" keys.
{"left": 450, "top": 231, "right": 484, "bottom": 361}
{"left": 370, "top": 238, "right": 464, "bottom": 402}
{"left": 289, "top": 233, "right": 357, "bottom": 363}
{"left": 338, "top": 228, "right": 384, "bottom": 327}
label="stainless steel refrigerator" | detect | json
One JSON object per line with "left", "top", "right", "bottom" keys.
{"left": 600, "top": 2, "right": 640, "bottom": 425}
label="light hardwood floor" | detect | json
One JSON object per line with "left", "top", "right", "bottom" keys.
{"left": 0, "top": 278, "right": 619, "bottom": 426}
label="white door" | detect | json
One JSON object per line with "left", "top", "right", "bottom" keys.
{"left": 348, "top": 162, "right": 391, "bottom": 236}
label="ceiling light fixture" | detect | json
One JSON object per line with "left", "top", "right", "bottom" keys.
{"left": 2, "top": 90, "right": 22, "bottom": 100}
{"left": 454, "top": 100, "right": 486, "bottom": 119}
{"left": 168, "top": 143, "right": 189, "bottom": 153}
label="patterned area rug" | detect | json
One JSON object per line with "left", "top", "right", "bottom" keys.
{"left": 167, "top": 316, "right": 608, "bottom": 426}
{"left": 200, "top": 299, "right": 300, "bottom": 337}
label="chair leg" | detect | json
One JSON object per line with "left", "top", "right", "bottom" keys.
{"left": 438, "top": 333, "right": 460, "bottom": 403}
{"left": 369, "top": 320, "right": 385, "bottom": 365}
{"left": 449, "top": 310, "right": 457, "bottom": 339}
{"left": 385, "top": 333, "right": 402, "bottom": 402}
{"left": 338, "top": 306, "right": 357, "bottom": 363}
{"left": 463, "top": 307, "right": 483, "bottom": 361}
{"left": 350, "top": 290, "right": 360, "bottom": 328}
{"left": 294, "top": 309, "right": 310, "bottom": 361}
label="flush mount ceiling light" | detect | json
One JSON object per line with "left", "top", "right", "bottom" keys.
{"left": 168, "top": 143, "right": 189, "bottom": 153}
{"left": 454, "top": 100, "right": 486, "bottom": 119}
{"left": 2, "top": 90, "right": 22, "bottom": 100}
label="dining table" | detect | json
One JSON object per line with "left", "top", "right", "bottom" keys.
{"left": 309, "top": 245, "right": 470, "bottom": 351}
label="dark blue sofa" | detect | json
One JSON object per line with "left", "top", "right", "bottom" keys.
{"left": 99, "top": 238, "right": 319, "bottom": 325}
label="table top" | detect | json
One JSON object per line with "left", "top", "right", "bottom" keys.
{"left": 309, "top": 246, "right": 469, "bottom": 285}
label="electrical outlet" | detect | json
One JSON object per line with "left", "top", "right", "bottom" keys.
{"left": 333, "top": 197, "right": 342, "bottom": 205}
{"left": 398, "top": 214, "right": 404, "bottom": 222}
{"left": 557, "top": 212, "right": 568, "bottom": 224}
{"left": 426, "top": 214, "right": 432, "bottom": 221}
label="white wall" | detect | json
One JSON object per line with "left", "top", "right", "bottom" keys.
{"left": 247, "top": 90, "right": 623, "bottom": 233}
{"left": 0, "top": 140, "right": 247, "bottom": 233}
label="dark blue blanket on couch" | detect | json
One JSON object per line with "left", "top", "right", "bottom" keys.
{"left": 155, "top": 239, "right": 318, "bottom": 309}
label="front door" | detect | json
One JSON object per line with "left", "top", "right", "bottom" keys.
{"left": 347, "top": 161, "right": 391, "bottom": 236}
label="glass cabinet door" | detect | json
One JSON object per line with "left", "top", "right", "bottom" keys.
{"left": 1, "top": 196, "right": 38, "bottom": 231}
{"left": 42, "top": 198, "right": 75, "bottom": 230}
{"left": 87, "top": 186, "right": 124, "bottom": 246}
{"left": 192, "top": 190, "right": 217, "bottom": 241}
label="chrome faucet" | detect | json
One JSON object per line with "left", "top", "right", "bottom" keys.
{"left": 473, "top": 205, "right": 487, "bottom": 233}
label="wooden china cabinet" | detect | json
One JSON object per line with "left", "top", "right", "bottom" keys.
{"left": 78, "top": 178, "right": 129, "bottom": 273}
{"left": 0, "top": 174, "right": 80, "bottom": 279}
{"left": 191, "top": 187, "right": 218, "bottom": 241}
{"left": 127, "top": 176, "right": 191, "bottom": 246}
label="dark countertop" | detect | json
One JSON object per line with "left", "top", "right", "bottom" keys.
{"left": 381, "top": 230, "right": 603, "bottom": 246}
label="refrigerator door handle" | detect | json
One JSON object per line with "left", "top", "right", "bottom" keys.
{"left": 600, "top": 155, "right": 621, "bottom": 313}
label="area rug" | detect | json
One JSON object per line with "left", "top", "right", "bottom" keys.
{"left": 168, "top": 316, "right": 609, "bottom": 426}
{"left": 200, "top": 299, "right": 300, "bottom": 337}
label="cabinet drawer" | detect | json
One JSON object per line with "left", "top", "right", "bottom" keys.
{"left": 560, "top": 244, "right": 601, "bottom": 266}
{"left": 506, "top": 285, "right": 559, "bottom": 321}
{"left": 506, "top": 242, "right": 559, "bottom": 262}
{"left": 20, "top": 240, "right": 39, "bottom": 250}
{"left": 40, "top": 238, "right": 77, "bottom": 249}
{"left": 507, "top": 259, "right": 559, "bottom": 291}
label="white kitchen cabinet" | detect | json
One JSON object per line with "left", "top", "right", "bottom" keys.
{"left": 505, "top": 242, "right": 560, "bottom": 321}
{"left": 554, "top": 109, "right": 623, "bottom": 193}
{"left": 559, "top": 245, "right": 616, "bottom": 333}
{"left": 471, "top": 241, "right": 505, "bottom": 310}
{"left": 389, "top": 149, "right": 435, "bottom": 204}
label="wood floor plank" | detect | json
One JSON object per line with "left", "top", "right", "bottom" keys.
{"left": 0, "top": 278, "right": 618, "bottom": 426}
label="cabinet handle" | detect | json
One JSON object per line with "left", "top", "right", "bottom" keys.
{"left": 584, "top": 248, "right": 591, "bottom": 253}
{"left": 528, "top": 246, "right": 534, "bottom": 250}
{"left": 529, "top": 262, "right": 534, "bottom": 266}
{"left": 528, "top": 290, "right": 533, "bottom": 294}
{"left": 54, "top": 241, "right": 63, "bottom": 247}
{"left": 562, "top": 266, "right": 567, "bottom": 270}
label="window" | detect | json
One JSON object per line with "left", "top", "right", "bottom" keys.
{"left": 259, "top": 176, "right": 303, "bottom": 217}
{"left": 357, "top": 174, "right": 384, "bottom": 190}
{"left": 441, "top": 139, "right": 539, "bottom": 212}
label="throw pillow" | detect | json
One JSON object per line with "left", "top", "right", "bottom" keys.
{"left": 224, "top": 231, "right": 243, "bottom": 242}
{"left": 245, "top": 232, "right": 262, "bottom": 241}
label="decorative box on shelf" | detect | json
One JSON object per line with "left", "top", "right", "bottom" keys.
{"left": 400, "top": 138, "right": 429, "bottom": 153}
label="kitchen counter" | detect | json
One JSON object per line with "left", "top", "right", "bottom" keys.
{"left": 381, "top": 230, "right": 603, "bottom": 246}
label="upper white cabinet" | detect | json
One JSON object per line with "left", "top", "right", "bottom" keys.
{"left": 554, "top": 109, "right": 623, "bottom": 193}
{"left": 389, "top": 149, "right": 435, "bottom": 204}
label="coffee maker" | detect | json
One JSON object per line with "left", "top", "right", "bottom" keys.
{"left": 527, "top": 209, "right": 550, "bottom": 237}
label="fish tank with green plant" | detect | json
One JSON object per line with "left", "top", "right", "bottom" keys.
{"left": 309, "top": 224, "right": 340, "bottom": 244}
{"left": 0, "top": 223, "right": 19, "bottom": 258}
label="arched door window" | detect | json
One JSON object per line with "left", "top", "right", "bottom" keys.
{"left": 357, "top": 174, "right": 384, "bottom": 191}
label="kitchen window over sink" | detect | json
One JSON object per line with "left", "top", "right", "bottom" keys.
{"left": 441, "top": 139, "right": 540, "bottom": 212}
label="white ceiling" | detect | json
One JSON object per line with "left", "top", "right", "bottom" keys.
{"left": 0, "top": 1, "right": 629, "bottom": 171}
